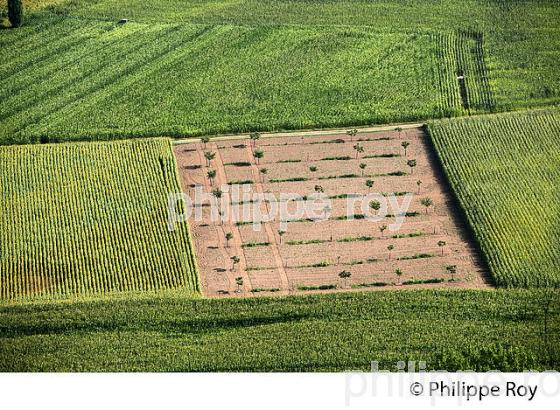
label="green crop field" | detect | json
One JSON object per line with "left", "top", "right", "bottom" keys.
{"left": 0, "top": 19, "right": 447, "bottom": 144}
{"left": 1, "top": 0, "right": 560, "bottom": 374}
{"left": 0, "top": 0, "right": 559, "bottom": 144}
{"left": 429, "top": 108, "right": 560, "bottom": 288}
{"left": 0, "top": 138, "right": 199, "bottom": 300}
{"left": 1, "top": 289, "right": 558, "bottom": 371}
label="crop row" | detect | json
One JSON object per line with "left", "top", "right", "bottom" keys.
{"left": 4, "top": 9, "right": 559, "bottom": 145}
{"left": 0, "top": 138, "right": 199, "bottom": 299}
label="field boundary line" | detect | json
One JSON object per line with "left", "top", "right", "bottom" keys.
{"left": 172, "top": 106, "right": 560, "bottom": 146}
{"left": 173, "top": 123, "right": 424, "bottom": 145}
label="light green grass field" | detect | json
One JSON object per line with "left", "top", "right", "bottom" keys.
{"left": 1, "top": 289, "right": 558, "bottom": 371}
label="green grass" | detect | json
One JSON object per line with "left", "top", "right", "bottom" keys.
{"left": 391, "top": 232, "right": 424, "bottom": 239}
{"left": 429, "top": 108, "right": 560, "bottom": 287}
{"left": 0, "top": 0, "right": 64, "bottom": 13}
{"left": 227, "top": 179, "right": 253, "bottom": 185}
{"left": 0, "top": 1, "right": 559, "bottom": 144}
{"left": 250, "top": 287, "right": 280, "bottom": 293}
{"left": 337, "top": 235, "right": 373, "bottom": 243}
{"left": 0, "top": 289, "right": 558, "bottom": 371}
{"left": 269, "top": 177, "right": 308, "bottom": 183}
{"left": 240, "top": 242, "right": 270, "bottom": 248}
{"left": 224, "top": 161, "right": 251, "bottom": 167}
{"left": 286, "top": 239, "right": 326, "bottom": 246}
{"left": 0, "top": 138, "right": 199, "bottom": 300}
{"left": 352, "top": 282, "right": 388, "bottom": 288}
{"left": 402, "top": 278, "right": 445, "bottom": 285}
{"left": 321, "top": 156, "right": 351, "bottom": 161}
{"left": 397, "top": 253, "right": 435, "bottom": 261}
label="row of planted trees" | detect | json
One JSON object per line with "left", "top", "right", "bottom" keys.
{"left": 337, "top": 129, "right": 451, "bottom": 289}
{"left": 337, "top": 263, "right": 458, "bottom": 288}
{"left": 199, "top": 128, "right": 442, "bottom": 294}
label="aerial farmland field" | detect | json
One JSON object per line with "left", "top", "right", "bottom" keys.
{"left": 429, "top": 108, "right": 560, "bottom": 288}
{"left": 0, "top": 0, "right": 559, "bottom": 390}
{"left": 1, "top": 1, "right": 560, "bottom": 144}
{"left": 0, "top": 138, "right": 199, "bottom": 300}
{"left": 176, "top": 126, "right": 488, "bottom": 296}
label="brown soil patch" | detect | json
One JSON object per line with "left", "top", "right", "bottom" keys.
{"left": 174, "top": 127, "right": 491, "bottom": 297}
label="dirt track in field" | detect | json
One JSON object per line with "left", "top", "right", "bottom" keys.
{"left": 174, "top": 126, "right": 491, "bottom": 297}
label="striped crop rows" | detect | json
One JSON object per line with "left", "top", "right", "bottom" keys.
{"left": 0, "top": 138, "right": 199, "bottom": 300}
{"left": 0, "top": 15, "right": 502, "bottom": 146}
{"left": 1, "top": 1, "right": 560, "bottom": 145}
{"left": 429, "top": 108, "right": 560, "bottom": 287}
{"left": 0, "top": 17, "right": 448, "bottom": 145}
{"left": 435, "top": 31, "right": 495, "bottom": 116}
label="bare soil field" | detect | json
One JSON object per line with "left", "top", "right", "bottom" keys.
{"left": 174, "top": 126, "right": 490, "bottom": 297}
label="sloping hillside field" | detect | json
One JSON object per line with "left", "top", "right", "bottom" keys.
{"left": 429, "top": 109, "right": 560, "bottom": 287}
{"left": 0, "top": 20, "right": 446, "bottom": 144}
{"left": 0, "top": 139, "right": 199, "bottom": 300}
{"left": 1, "top": 0, "right": 559, "bottom": 143}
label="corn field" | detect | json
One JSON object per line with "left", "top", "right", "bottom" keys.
{"left": 429, "top": 108, "right": 560, "bottom": 287}
{"left": 1, "top": 0, "right": 559, "bottom": 144}
{"left": 0, "top": 138, "right": 199, "bottom": 300}
{"left": 0, "top": 289, "right": 557, "bottom": 371}
{"left": 0, "top": 18, "right": 444, "bottom": 144}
